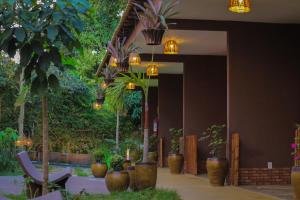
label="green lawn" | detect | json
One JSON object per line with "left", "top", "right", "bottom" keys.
{"left": 5, "top": 189, "right": 181, "bottom": 200}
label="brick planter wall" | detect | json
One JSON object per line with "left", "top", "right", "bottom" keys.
{"left": 239, "top": 168, "right": 291, "bottom": 185}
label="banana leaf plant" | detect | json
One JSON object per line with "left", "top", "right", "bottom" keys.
{"left": 133, "top": 0, "right": 179, "bottom": 45}
{"left": 106, "top": 71, "right": 151, "bottom": 162}
{"left": 107, "top": 37, "right": 139, "bottom": 72}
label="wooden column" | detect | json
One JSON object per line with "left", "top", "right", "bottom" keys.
{"left": 159, "top": 138, "right": 164, "bottom": 167}
{"left": 184, "top": 135, "right": 198, "bottom": 175}
{"left": 230, "top": 133, "right": 240, "bottom": 186}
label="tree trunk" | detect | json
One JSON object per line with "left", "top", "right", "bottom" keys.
{"left": 41, "top": 96, "right": 49, "bottom": 195}
{"left": 116, "top": 110, "right": 120, "bottom": 150}
{"left": 18, "top": 68, "right": 25, "bottom": 137}
{"left": 142, "top": 98, "right": 149, "bottom": 163}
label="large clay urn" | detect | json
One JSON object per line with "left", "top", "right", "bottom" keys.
{"left": 123, "top": 160, "right": 131, "bottom": 170}
{"left": 206, "top": 158, "right": 228, "bottom": 186}
{"left": 135, "top": 162, "right": 157, "bottom": 190}
{"left": 91, "top": 163, "right": 107, "bottom": 178}
{"left": 168, "top": 154, "right": 184, "bottom": 174}
{"left": 292, "top": 167, "right": 300, "bottom": 200}
{"left": 147, "top": 151, "right": 158, "bottom": 163}
{"left": 105, "top": 170, "right": 129, "bottom": 192}
{"left": 127, "top": 166, "right": 137, "bottom": 191}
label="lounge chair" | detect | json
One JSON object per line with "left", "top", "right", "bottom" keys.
{"left": 30, "top": 191, "right": 63, "bottom": 200}
{"left": 17, "top": 151, "right": 72, "bottom": 198}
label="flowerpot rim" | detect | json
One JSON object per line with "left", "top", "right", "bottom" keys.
{"left": 124, "top": 160, "right": 131, "bottom": 163}
{"left": 107, "top": 170, "right": 129, "bottom": 175}
{"left": 93, "top": 162, "right": 107, "bottom": 165}
{"left": 127, "top": 166, "right": 135, "bottom": 171}
{"left": 207, "top": 157, "right": 227, "bottom": 161}
{"left": 135, "top": 162, "right": 157, "bottom": 166}
{"left": 292, "top": 166, "right": 300, "bottom": 171}
{"left": 168, "top": 153, "right": 183, "bottom": 156}
{"left": 142, "top": 28, "right": 166, "bottom": 32}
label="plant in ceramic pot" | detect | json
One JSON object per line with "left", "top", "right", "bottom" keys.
{"left": 101, "top": 64, "right": 119, "bottom": 86}
{"left": 200, "top": 124, "right": 227, "bottom": 186}
{"left": 91, "top": 149, "right": 108, "bottom": 178}
{"left": 134, "top": 0, "right": 179, "bottom": 45}
{"left": 147, "top": 134, "right": 159, "bottom": 163}
{"left": 291, "top": 127, "right": 300, "bottom": 200}
{"left": 107, "top": 37, "right": 139, "bottom": 72}
{"left": 167, "top": 128, "right": 183, "bottom": 174}
{"left": 105, "top": 154, "right": 129, "bottom": 192}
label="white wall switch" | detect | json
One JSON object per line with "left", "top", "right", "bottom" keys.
{"left": 267, "top": 162, "right": 273, "bottom": 169}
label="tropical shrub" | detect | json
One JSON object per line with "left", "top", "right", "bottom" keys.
{"left": 0, "top": 128, "right": 18, "bottom": 172}
{"left": 169, "top": 128, "right": 183, "bottom": 154}
{"left": 110, "top": 154, "right": 124, "bottom": 171}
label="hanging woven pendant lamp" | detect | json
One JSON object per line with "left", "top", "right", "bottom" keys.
{"left": 129, "top": 52, "right": 141, "bottom": 66}
{"left": 146, "top": 63, "right": 158, "bottom": 77}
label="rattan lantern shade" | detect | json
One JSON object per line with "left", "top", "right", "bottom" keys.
{"left": 164, "top": 40, "right": 179, "bottom": 54}
{"left": 146, "top": 64, "right": 158, "bottom": 76}
{"left": 129, "top": 53, "right": 141, "bottom": 66}
{"left": 229, "top": 0, "right": 251, "bottom": 13}
{"left": 127, "top": 82, "right": 136, "bottom": 90}
{"left": 109, "top": 57, "right": 118, "bottom": 67}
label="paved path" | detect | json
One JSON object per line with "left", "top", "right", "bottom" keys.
{"left": 0, "top": 168, "right": 288, "bottom": 200}
{"left": 157, "top": 168, "right": 281, "bottom": 200}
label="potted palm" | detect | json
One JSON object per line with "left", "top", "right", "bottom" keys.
{"left": 105, "top": 154, "right": 129, "bottom": 192}
{"left": 91, "top": 149, "right": 108, "bottom": 178}
{"left": 167, "top": 128, "right": 183, "bottom": 174}
{"left": 200, "top": 124, "right": 227, "bottom": 186}
{"left": 291, "top": 127, "right": 300, "bottom": 200}
{"left": 107, "top": 37, "right": 139, "bottom": 72}
{"left": 101, "top": 64, "right": 119, "bottom": 85}
{"left": 134, "top": 0, "right": 179, "bottom": 45}
{"left": 148, "top": 134, "right": 158, "bottom": 162}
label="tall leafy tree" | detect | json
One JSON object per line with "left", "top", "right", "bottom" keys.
{"left": 0, "top": 0, "right": 90, "bottom": 194}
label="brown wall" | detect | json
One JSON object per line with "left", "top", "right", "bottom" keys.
{"left": 228, "top": 23, "right": 300, "bottom": 168}
{"left": 184, "top": 56, "right": 227, "bottom": 167}
{"left": 158, "top": 74, "right": 183, "bottom": 166}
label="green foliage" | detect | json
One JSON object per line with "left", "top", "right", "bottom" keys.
{"left": 149, "top": 134, "right": 158, "bottom": 152}
{"left": 74, "top": 167, "right": 90, "bottom": 177}
{"left": 200, "top": 124, "right": 226, "bottom": 158}
{"left": 0, "top": 0, "right": 90, "bottom": 95}
{"left": 125, "top": 91, "right": 142, "bottom": 125}
{"left": 110, "top": 154, "right": 124, "bottom": 171}
{"left": 0, "top": 128, "right": 18, "bottom": 172}
{"left": 77, "top": 189, "right": 182, "bottom": 200}
{"left": 93, "top": 148, "right": 105, "bottom": 163}
{"left": 169, "top": 128, "right": 183, "bottom": 154}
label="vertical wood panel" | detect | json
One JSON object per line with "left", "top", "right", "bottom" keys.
{"left": 231, "top": 133, "right": 240, "bottom": 186}
{"left": 184, "top": 135, "right": 198, "bottom": 175}
{"left": 159, "top": 138, "right": 163, "bottom": 167}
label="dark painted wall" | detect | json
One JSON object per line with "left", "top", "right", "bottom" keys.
{"left": 228, "top": 24, "right": 300, "bottom": 168}
{"left": 158, "top": 74, "right": 183, "bottom": 166}
{"left": 184, "top": 56, "right": 227, "bottom": 165}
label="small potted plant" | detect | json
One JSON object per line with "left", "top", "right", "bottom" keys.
{"left": 107, "top": 37, "right": 139, "bottom": 72}
{"left": 148, "top": 134, "right": 158, "bottom": 162}
{"left": 291, "top": 126, "right": 300, "bottom": 200}
{"left": 134, "top": 0, "right": 179, "bottom": 45}
{"left": 91, "top": 149, "right": 108, "bottom": 178}
{"left": 167, "top": 128, "right": 183, "bottom": 174}
{"left": 105, "top": 154, "right": 129, "bottom": 192}
{"left": 200, "top": 124, "right": 227, "bottom": 186}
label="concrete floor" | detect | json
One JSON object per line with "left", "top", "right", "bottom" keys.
{"left": 0, "top": 168, "right": 292, "bottom": 200}
{"left": 157, "top": 168, "right": 282, "bottom": 200}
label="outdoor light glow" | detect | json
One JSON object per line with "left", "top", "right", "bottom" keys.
{"left": 127, "top": 82, "right": 136, "bottom": 90}
{"left": 93, "top": 102, "right": 102, "bottom": 110}
{"left": 15, "top": 137, "right": 33, "bottom": 147}
{"left": 229, "top": 0, "right": 251, "bottom": 13}
{"left": 146, "top": 64, "right": 158, "bottom": 76}
{"left": 126, "top": 149, "right": 130, "bottom": 160}
{"left": 129, "top": 52, "right": 141, "bottom": 66}
{"left": 164, "top": 40, "right": 179, "bottom": 54}
{"left": 101, "top": 82, "right": 108, "bottom": 89}
{"left": 109, "top": 57, "right": 118, "bottom": 67}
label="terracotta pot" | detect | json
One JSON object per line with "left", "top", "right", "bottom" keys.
{"left": 123, "top": 160, "right": 131, "bottom": 170}
{"left": 127, "top": 166, "right": 137, "bottom": 191}
{"left": 147, "top": 152, "right": 158, "bottom": 163}
{"left": 142, "top": 29, "right": 165, "bottom": 45}
{"left": 135, "top": 162, "right": 157, "bottom": 190}
{"left": 292, "top": 167, "right": 300, "bottom": 200}
{"left": 91, "top": 163, "right": 107, "bottom": 178}
{"left": 105, "top": 171, "right": 129, "bottom": 192}
{"left": 206, "top": 158, "right": 228, "bottom": 186}
{"left": 167, "top": 154, "right": 184, "bottom": 174}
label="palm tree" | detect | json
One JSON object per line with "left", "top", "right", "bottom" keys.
{"left": 106, "top": 72, "right": 150, "bottom": 162}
